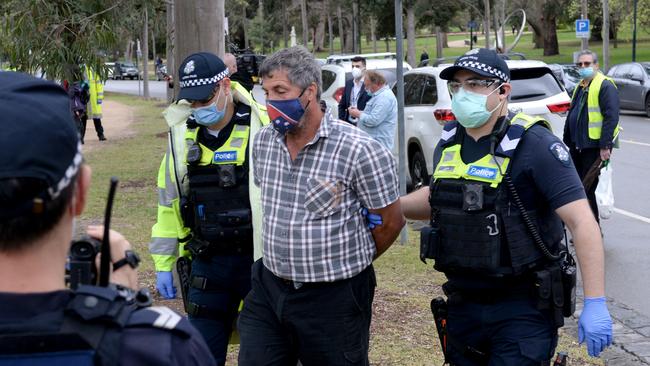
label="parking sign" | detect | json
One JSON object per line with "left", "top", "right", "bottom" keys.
{"left": 576, "top": 19, "right": 590, "bottom": 38}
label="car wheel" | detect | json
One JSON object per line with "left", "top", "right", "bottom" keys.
{"left": 645, "top": 94, "right": 650, "bottom": 118}
{"left": 409, "top": 150, "right": 429, "bottom": 189}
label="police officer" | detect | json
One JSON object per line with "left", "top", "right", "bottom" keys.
{"left": 563, "top": 49, "right": 619, "bottom": 224}
{"left": 400, "top": 49, "right": 613, "bottom": 365}
{"left": 84, "top": 67, "right": 107, "bottom": 141}
{"left": 149, "top": 52, "right": 268, "bottom": 364}
{"left": 0, "top": 71, "right": 215, "bottom": 366}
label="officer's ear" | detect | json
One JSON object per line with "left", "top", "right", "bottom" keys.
{"left": 220, "top": 78, "right": 232, "bottom": 97}
{"left": 71, "top": 165, "right": 92, "bottom": 217}
{"left": 498, "top": 83, "right": 511, "bottom": 100}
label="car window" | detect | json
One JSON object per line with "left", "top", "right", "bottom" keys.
{"left": 643, "top": 64, "right": 650, "bottom": 77}
{"left": 614, "top": 64, "right": 631, "bottom": 78}
{"left": 509, "top": 68, "right": 564, "bottom": 102}
{"left": 322, "top": 70, "right": 337, "bottom": 92}
{"left": 420, "top": 76, "right": 438, "bottom": 105}
{"left": 630, "top": 65, "right": 644, "bottom": 80}
{"left": 607, "top": 65, "right": 618, "bottom": 77}
{"left": 403, "top": 74, "right": 424, "bottom": 106}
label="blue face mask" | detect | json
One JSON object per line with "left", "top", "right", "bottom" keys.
{"left": 266, "top": 89, "right": 310, "bottom": 135}
{"left": 366, "top": 89, "right": 373, "bottom": 97}
{"left": 192, "top": 88, "right": 226, "bottom": 126}
{"left": 579, "top": 66, "right": 595, "bottom": 79}
{"left": 451, "top": 85, "right": 503, "bottom": 129}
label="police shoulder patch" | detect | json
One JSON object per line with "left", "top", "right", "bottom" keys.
{"left": 549, "top": 142, "right": 570, "bottom": 166}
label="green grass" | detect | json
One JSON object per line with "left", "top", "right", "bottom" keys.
{"left": 83, "top": 95, "right": 602, "bottom": 365}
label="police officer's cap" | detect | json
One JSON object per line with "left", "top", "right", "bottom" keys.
{"left": 439, "top": 48, "right": 510, "bottom": 83}
{"left": 0, "top": 72, "right": 82, "bottom": 219}
{"left": 177, "top": 52, "right": 229, "bottom": 102}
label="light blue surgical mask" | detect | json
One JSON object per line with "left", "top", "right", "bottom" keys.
{"left": 192, "top": 88, "right": 226, "bottom": 126}
{"left": 451, "top": 85, "right": 503, "bottom": 129}
{"left": 579, "top": 66, "right": 595, "bottom": 79}
{"left": 366, "top": 89, "right": 373, "bottom": 97}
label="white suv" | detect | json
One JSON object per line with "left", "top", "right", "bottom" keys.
{"left": 400, "top": 60, "right": 571, "bottom": 189}
{"left": 321, "top": 55, "right": 412, "bottom": 112}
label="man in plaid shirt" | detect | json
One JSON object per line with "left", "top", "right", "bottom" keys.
{"left": 237, "top": 46, "right": 405, "bottom": 366}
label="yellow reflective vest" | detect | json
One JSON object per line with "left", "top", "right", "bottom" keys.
{"left": 85, "top": 68, "right": 104, "bottom": 119}
{"left": 572, "top": 71, "right": 620, "bottom": 141}
{"left": 149, "top": 83, "right": 269, "bottom": 271}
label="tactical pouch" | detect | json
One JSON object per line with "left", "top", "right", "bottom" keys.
{"left": 180, "top": 196, "right": 195, "bottom": 229}
{"left": 420, "top": 226, "right": 439, "bottom": 264}
{"left": 534, "top": 268, "right": 552, "bottom": 310}
{"left": 184, "top": 238, "right": 211, "bottom": 258}
{"left": 216, "top": 164, "right": 237, "bottom": 188}
{"left": 561, "top": 253, "right": 577, "bottom": 317}
{"left": 216, "top": 209, "right": 252, "bottom": 227}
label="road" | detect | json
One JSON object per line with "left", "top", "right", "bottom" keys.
{"left": 602, "top": 111, "right": 650, "bottom": 318}
{"left": 104, "top": 81, "right": 650, "bottom": 318}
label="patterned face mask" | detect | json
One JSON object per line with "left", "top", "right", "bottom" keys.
{"left": 266, "top": 89, "right": 310, "bottom": 135}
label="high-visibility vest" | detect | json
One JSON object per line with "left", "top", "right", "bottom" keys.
{"left": 572, "top": 71, "right": 620, "bottom": 141}
{"left": 86, "top": 68, "right": 104, "bottom": 118}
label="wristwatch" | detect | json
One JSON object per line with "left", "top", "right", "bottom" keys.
{"left": 113, "top": 250, "right": 141, "bottom": 271}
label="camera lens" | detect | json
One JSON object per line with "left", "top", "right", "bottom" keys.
{"left": 70, "top": 241, "right": 95, "bottom": 260}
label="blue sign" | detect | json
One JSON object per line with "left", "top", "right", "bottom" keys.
{"left": 213, "top": 151, "right": 237, "bottom": 163}
{"left": 468, "top": 21, "right": 478, "bottom": 30}
{"left": 467, "top": 166, "right": 498, "bottom": 180}
{"left": 575, "top": 19, "right": 590, "bottom": 38}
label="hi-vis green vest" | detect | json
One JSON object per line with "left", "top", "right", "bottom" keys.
{"left": 185, "top": 124, "right": 249, "bottom": 167}
{"left": 85, "top": 67, "right": 104, "bottom": 119}
{"left": 149, "top": 84, "right": 269, "bottom": 272}
{"left": 572, "top": 71, "right": 620, "bottom": 141}
{"left": 434, "top": 113, "right": 550, "bottom": 188}
{"left": 429, "top": 113, "right": 564, "bottom": 276}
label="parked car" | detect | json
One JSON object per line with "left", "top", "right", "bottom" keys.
{"left": 321, "top": 56, "right": 412, "bottom": 112}
{"left": 607, "top": 62, "right": 650, "bottom": 116}
{"left": 548, "top": 63, "right": 580, "bottom": 96}
{"left": 113, "top": 62, "right": 141, "bottom": 80}
{"left": 104, "top": 62, "right": 115, "bottom": 80}
{"left": 399, "top": 60, "right": 570, "bottom": 189}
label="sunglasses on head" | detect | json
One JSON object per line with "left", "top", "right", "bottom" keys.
{"left": 576, "top": 61, "right": 592, "bottom": 67}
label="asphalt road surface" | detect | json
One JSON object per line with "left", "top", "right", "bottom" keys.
{"left": 104, "top": 80, "right": 650, "bottom": 318}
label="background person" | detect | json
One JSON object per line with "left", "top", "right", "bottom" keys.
{"left": 348, "top": 70, "right": 398, "bottom": 151}
{"left": 338, "top": 56, "right": 371, "bottom": 124}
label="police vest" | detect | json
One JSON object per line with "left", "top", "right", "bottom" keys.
{"left": 0, "top": 285, "right": 186, "bottom": 366}
{"left": 182, "top": 119, "right": 253, "bottom": 252}
{"left": 572, "top": 72, "right": 620, "bottom": 141}
{"left": 428, "top": 113, "right": 564, "bottom": 276}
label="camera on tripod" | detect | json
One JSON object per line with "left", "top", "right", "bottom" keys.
{"left": 68, "top": 235, "right": 101, "bottom": 289}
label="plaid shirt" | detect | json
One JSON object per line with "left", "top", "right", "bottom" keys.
{"left": 253, "top": 111, "right": 399, "bottom": 282}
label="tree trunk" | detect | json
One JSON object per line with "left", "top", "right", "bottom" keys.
{"left": 527, "top": 19, "right": 544, "bottom": 49}
{"left": 337, "top": 4, "right": 344, "bottom": 53}
{"left": 282, "top": 0, "right": 288, "bottom": 48}
{"left": 385, "top": 37, "right": 390, "bottom": 52}
{"left": 435, "top": 26, "right": 443, "bottom": 59}
{"left": 406, "top": 4, "right": 416, "bottom": 68}
{"left": 166, "top": 0, "right": 174, "bottom": 102}
{"left": 442, "top": 32, "right": 448, "bottom": 48}
{"left": 314, "top": 12, "right": 326, "bottom": 52}
{"left": 326, "top": 0, "right": 333, "bottom": 54}
{"left": 484, "top": 0, "right": 491, "bottom": 48}
{"left": 243, "top": 6, "right": 249, "bottom": 48}
{"left": 352, "top": 1, "right": 360, "bottom": 53}
{"left": 542, "top": 14, "right": 559, "bottom": 56}
{"left": 143, "top": 7, "right": 150, "bottom": 99}
{"left": 301, "top": 0, "right": 308, "bottom": 47}
{"left": 216, "top": 0, "right": 225, "bottom": 56}
{"left": 125, "top": 40, "right": 132, "bottom": 62}
{"left": 174, "top": 0, "right": 223, "bottom": 97}
{"left": 151, "top": 29, "right": 156, "bottom": 62}
{"left": 371, "top": 17, "right": 377, "bottom": 52}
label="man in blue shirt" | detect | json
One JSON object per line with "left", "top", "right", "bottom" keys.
{"left": 349, "top": 70, "right": 398, "bottom": 150}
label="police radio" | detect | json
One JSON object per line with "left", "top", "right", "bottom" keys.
{"left": 67, "top": 177, "right": 118, "bottom": 289}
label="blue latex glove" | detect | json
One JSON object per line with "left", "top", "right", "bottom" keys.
{"left": 578, "top": 297, "right": 613, "bottom": 357}
{"left": 361, "top": 207, "right": 383, "bottom": 229}
{"left": 156, "top": 271, "right": 177, "bottom": 299}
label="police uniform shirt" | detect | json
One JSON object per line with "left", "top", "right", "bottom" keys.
{"left": 0, "top": 291, "right": 216, "bottom": 366}
{"left": 430, "top": 115, "right": 586, "bottom": 290}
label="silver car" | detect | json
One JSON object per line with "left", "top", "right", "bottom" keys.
{"left": 607, "top": 62, "right": 650, "bottom": 116}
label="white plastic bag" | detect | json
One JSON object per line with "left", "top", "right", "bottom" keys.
{"left": 596, "top": 163, "right": 614, "bottom": 219}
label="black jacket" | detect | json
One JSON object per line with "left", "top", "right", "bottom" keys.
{"left": 563, "top": 75, "right": 619, "bottom": 150}
{"left": 338, "top": 78, "right": 372, "bottom": 123}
